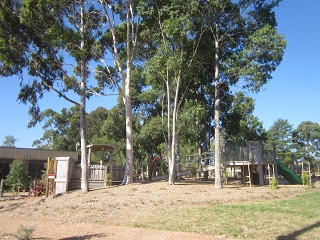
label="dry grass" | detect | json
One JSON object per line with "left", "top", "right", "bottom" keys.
{"left": 1, "top": 180, "right": 319, "bottom": 239}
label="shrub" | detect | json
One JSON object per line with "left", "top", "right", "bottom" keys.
{"left": 5, "top": 158, "right": 29, "bottom": 192}
{"left": 301, "top": 172, "right": 310, "bottom": 186}
{"left": 270, "top": 178, "right": 278, "bottom": 190}
{"left": 104, "top": 173, "right": 112, "bottom": 186}
{"left": 13, "top": 225, "right": 34, "bottom": 240}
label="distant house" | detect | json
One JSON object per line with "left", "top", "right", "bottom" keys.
{"left": 0, "top": 147, "right": 78, "bottom": 180}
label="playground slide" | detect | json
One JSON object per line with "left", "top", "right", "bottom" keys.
{"left": 277, "top": 160, "right": 302, "bottom": 185}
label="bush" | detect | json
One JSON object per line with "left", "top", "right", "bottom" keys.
{"left": 301, "top": 172, "right": 310, "bottom": 186}
{"left": 270, "top": 178, "right": 278, "bottom": 190}
{"left": 5, "top": 158, "right": 29, "bottom": 192}
{"left": 104, "top": 173, "right": 112, "bottom": 186}
{"left": 12, "top": 225, "right": 34, "bottom": 240}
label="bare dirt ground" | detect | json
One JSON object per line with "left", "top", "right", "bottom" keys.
{"left": 0, "top": 180, "right": 315, "bottom": 240}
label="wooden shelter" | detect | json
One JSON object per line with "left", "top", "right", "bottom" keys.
{"left": 86, "top": 144, "right": 114, "bottom": 166}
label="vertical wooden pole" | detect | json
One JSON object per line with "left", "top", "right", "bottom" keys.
{"left": 87, "top": 147, "right": 91, "bottom": 166}
{"left": 198, "top": 148, "right": 201, "bottom": 181}
{"left": 242, "top": 163, "right": 245, "bottom": 184}
{"left": 247, "top": 164, "right": 251, "bottom": 187}
{"left": 110, "top": 150, "right": 113, "bottom": 186}
{"left": 309, "top": 162, "right": 312, "bottom": 188}
{"left": 53, "top": 159, "right": 57, "bottom": 194}
{"left": 100, "top": 147, "right": 104, "bottom": 168}
{"left": 0, "top": 179, "right": 3, "bottom": 198}
{"left": 273, "top": 143, "right": 278, "bottom": 180}
{"left": 65, "top": 158, "right": 70, "bottom": 192}
{"left": 1, "top": 162, "right": 4, "bottom": 179}
{"left": 268, "top": 164, "right": 271, "bottom": 184}
{"left": 272, "top": 164, "right": 275, "bottom": 179}
{"left": 257, "top": 142, "right": 264, "bottom": 186}
{"left": 45, "top": 158, "right": 50, "bottom": 198}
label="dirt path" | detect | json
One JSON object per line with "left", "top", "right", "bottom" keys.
{"left": 0, "top": 216, "right": 223, "bottom": 240}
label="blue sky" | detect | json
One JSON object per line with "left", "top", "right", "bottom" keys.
{"left": 252, "top": 0, "right": 320, "bottom": 130}
{"left": 1, "top": 0, "right": 319, "bottom": 148}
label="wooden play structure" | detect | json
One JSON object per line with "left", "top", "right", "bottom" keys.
{"left": 178, "top": 141, "right": 278, "bottom": 186}
{"left": 41, "top": 144, "right": 124, "bottom": 196}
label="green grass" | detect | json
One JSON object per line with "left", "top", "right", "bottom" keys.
{"left": 133, "top": 191, "right": 320, "bottom": 239}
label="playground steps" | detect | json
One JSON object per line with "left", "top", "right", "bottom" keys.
{"left": 245, "top": 164, "right": 252, "bottom": 187}
{"left": 267, "top": 163, "right": 276, "bottom": 186}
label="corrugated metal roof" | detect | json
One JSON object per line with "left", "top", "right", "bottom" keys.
{"left": 0, "top": 147, "right": 78, "bottom": 161}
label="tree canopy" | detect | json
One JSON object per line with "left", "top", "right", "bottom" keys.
{"left": 3, "top": 0, "right": 312, "bottom": 186}
{"left": 1, "top": 135, "right": 18, "bottom": 147}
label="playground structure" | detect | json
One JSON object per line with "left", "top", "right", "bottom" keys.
{"left": 150, "top": 141, "right": 303, "bottom": 186}
{"left": 40, "top": 144, "right": 124, "bottom": 196}
{"left": 179, "top": 141, "right": 278, "bottom": 186}
{"left": 36, "top": 141, "right": 311, "bottom": 196}
{"left": 2, "top": 142, "right": 309, "bottom": 196}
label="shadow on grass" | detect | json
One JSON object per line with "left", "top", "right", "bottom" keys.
{"left": 59, "top": 233, "right": 107, "bottom": 240}
{"left": 276, "top": 221, "right": 320, "bottom": 240}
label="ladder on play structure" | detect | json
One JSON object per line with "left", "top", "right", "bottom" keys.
{"left": 244, "top": 163, "right": 251, "bottom": 187}
{"left": 267, "top": 163, "right": 275, "bottom": 186}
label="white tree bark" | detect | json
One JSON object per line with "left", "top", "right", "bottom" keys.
{"left": 214, "top": 7, "right": 222, "bottom": 189}
{"left": 122, "top": 70, "right": 134, "bottom": 184}
{"left": 100, "top": 0, "right": 138, "bottom": 184}
{"left": 168, "top": 72, "right": 181, "bottom": 185}
{"left": 80, "top": 0, "right": 89, "bottom": 192}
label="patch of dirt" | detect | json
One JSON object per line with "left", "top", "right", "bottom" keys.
{"left": 0, "top": 181, "right": 311, "bottom": 239}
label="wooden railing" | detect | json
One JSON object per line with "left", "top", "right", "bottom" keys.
{"left": 72, "top": 164, "right": 124, "bottom": 189}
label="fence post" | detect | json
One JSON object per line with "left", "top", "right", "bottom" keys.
{"left": 0, "top": 179, "right": 3, "bottom": 198}
{"left": 257, "top": 142, "right": 264, "bottom": 186}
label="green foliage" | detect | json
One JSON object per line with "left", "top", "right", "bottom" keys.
{"left": 293, "top": 121, "right": 320, "bottom": 163}
{"left": 268, "top": 119, "right": 294, "bottom": 166}
{"left": 270, "top": 178, "right": 278, "bottom": 190}
{"left": 301, "top": 172, "right": 310, "bottom": 186}
{"left": 223, "top": 92, "right": 267, "bottom": 142}
{"left": 135, "top": 116, "right": 164, "bottom": 163}
{"left": 237, "top": 24, "right": 286, "bottom": 90}
{"left": 1, "top": 0, "right": 290, "bottom": 173}
{"left": 11, "top": 225, "right": 34, "bottom": 240}
{"left": 104, "top": 173, "right": 112, "bottom": 186}
{"left": 5, "top": 158, "right": 29, "bottom": 192}
{"left": 1, "top": 135, "right": 17, "bottom": 147}
{"left": 32, "top": 106, "right": 80, "bottom": 150}
{"left": 86, "top": 107, "right": 109, "bottom": 141}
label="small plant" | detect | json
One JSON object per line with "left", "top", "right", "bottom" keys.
{"left": 301, "top": 172, "right": 310, "bottom": 186}
{"left": 270, "top": 178, "right": 278, "bottom": 190}
{"left": 12, "top": 225, "right": 35, "bottom": 240}
{"left": 222, "top": 170, "right": 229, "bottom": 185}
{"left": 104, "top": 173, "right": 112, "bottom": 186}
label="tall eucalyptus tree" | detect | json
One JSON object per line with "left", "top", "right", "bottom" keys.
{"left": 199, "top": 0, "right": 286, "bottom": 188}
{"left": 0, "top": 0, "right": 105, "bottom": 192}
{"left": 139, "top": 0, "right": 203, "bottom": 184}
{"left": 96, "top": 0, "right": 140, "bottom": 184}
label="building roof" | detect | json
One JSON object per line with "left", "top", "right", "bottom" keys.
{"left": 0, "top": 147, "right": 78, "bottom": 161}
{"left": 86, "top": 144, "right": 114, "bottom": 152}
